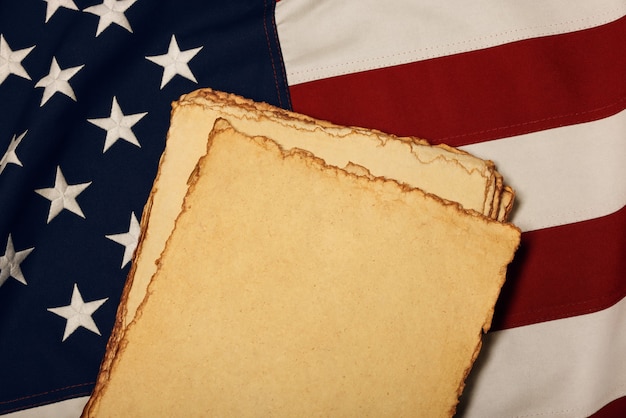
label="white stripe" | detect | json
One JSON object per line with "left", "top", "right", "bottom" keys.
{"left": 460, "top": 109, "right": 626, "bottom": 232}
{"left": 276, "top": 0, "right": 626, "bottom": 85}
{"left": 458, "top": 295, "right": 626, "bottom": 418}
{"left": 1, "top": 397, "right": 87, "bottom": 418}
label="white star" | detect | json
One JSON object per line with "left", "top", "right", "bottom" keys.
{"left": 0, "top": 235, "right": 34, "bottom": 287}
{"left": 0, "top": 34, "right": 35, "bottom": 85}
{"left": 47, "top": 283, "right": 108, "bottom": 341}
{"left": 146, "top": 35, "right": 203, "bottom": 89}
{"left": 0, "top": 131, "right": 27, "bottom": 175}
{"left": 42, "top": 0, "right": 79, "bottom": 23}
{"left": 35, "top": 166, "right": 91, "bottom": 223}
{"left": 106, "top": 211, "right": 141, "bottom": 268}
{"left": 35, "top": 57, "right": 84, "bottom": 106}
{"left": 87, "top": 97, "right": 147, "bottom": 152}
{"left": 84, "top": 0, "right": 138, "bottom": 37}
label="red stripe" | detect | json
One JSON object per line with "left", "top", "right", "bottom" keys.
{"left": 591, "top": 396, "right": 626, "bottom": 418}
{"left": 289, "top": 16, "right": 626, "bottom": 146}
{"left": 491, "top": 205, "right": 626, "bottom": 330}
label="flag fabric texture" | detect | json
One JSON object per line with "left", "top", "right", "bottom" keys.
{"left": 0, "top": 0, "right": 289, "bottom": 415}
{"left": 1, "top": 0, "right": 625, "bottom": 417}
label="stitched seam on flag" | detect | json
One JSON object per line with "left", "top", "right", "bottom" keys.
{"left": 263, "top": 0, "right": 285, "bottom": 108}
{"left": 287, "top": 8, "right": 625, "bottom": 77}
{"left": 526, "top": 203, "right": 626, "bottom": 235}
{"left": 269, "top": 0, "right": 292, "bottom": 109}
{"left": 439, "top": 95, "right": 626, "bottom": 142}
{"left": 2, "top": 393, "right": 91, "bottom": 415}
{"left": 0, "top": 382, "right": 93, "bottom": 408}
{"left": 588, "top": 391, "right": 626, "bottom": 418}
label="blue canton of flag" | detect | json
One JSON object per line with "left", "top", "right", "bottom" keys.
{"left": 0, "top": 0, "right": 290, "bottom": 414}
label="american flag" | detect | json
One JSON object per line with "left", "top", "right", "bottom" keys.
{"left": 1, "top": 0, "right": 625, "bottom": 417}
